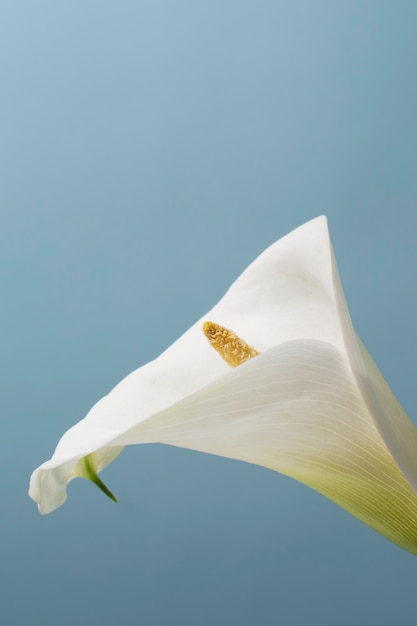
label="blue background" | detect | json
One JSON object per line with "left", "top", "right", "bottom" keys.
{"left": 2, "top": 1, "right": 417, "bottom": 624}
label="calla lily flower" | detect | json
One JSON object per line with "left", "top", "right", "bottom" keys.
{"left": 29, "top": 217, "right": 417, "bottom": 554}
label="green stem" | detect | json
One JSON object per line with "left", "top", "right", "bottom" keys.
{"left": 83, "top": 454, "right": 117, "bottom": 503}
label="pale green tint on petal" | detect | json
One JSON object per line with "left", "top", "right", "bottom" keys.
{"left": 118, "top": 341, "right": 417, "bottom": 554}
{"left": 353, "top": 339, "right": 417, "bottom": 498}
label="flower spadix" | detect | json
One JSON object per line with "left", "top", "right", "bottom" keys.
{"left": 29, "top": 217, "right": 417, "bottom": 555}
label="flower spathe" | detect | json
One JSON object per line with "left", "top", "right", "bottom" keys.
{"left": 29, "top": 217, "right": 417, "bottom": 554}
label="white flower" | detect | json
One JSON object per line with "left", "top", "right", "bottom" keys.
{"left": 29, "top": 217, "right": 417, "bottom": 554}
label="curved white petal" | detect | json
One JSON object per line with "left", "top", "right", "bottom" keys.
{"left": 29, "top": 216, "right": 417, "bottom": 554}
{"left": 122, "top": 340, "right": 417, "bottom": 554}
{"left": 31, "top": 216, "right": 344, "bottom": 509}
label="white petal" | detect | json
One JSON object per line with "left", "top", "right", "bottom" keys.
{"left": 121, "top": 340, "right": 417, "bottom": 554}
{"left": 28, "top": 215, "right": 417, "bottom": 555}
{"left": 31, "top": 216, "right": 346, "bottom": 509}
{"left": 29, "top": 447, "right": 123, "bottom": 515}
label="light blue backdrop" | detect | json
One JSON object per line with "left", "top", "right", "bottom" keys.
{"left": 2, "top": 2, "right": 417, "bottom": 624}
